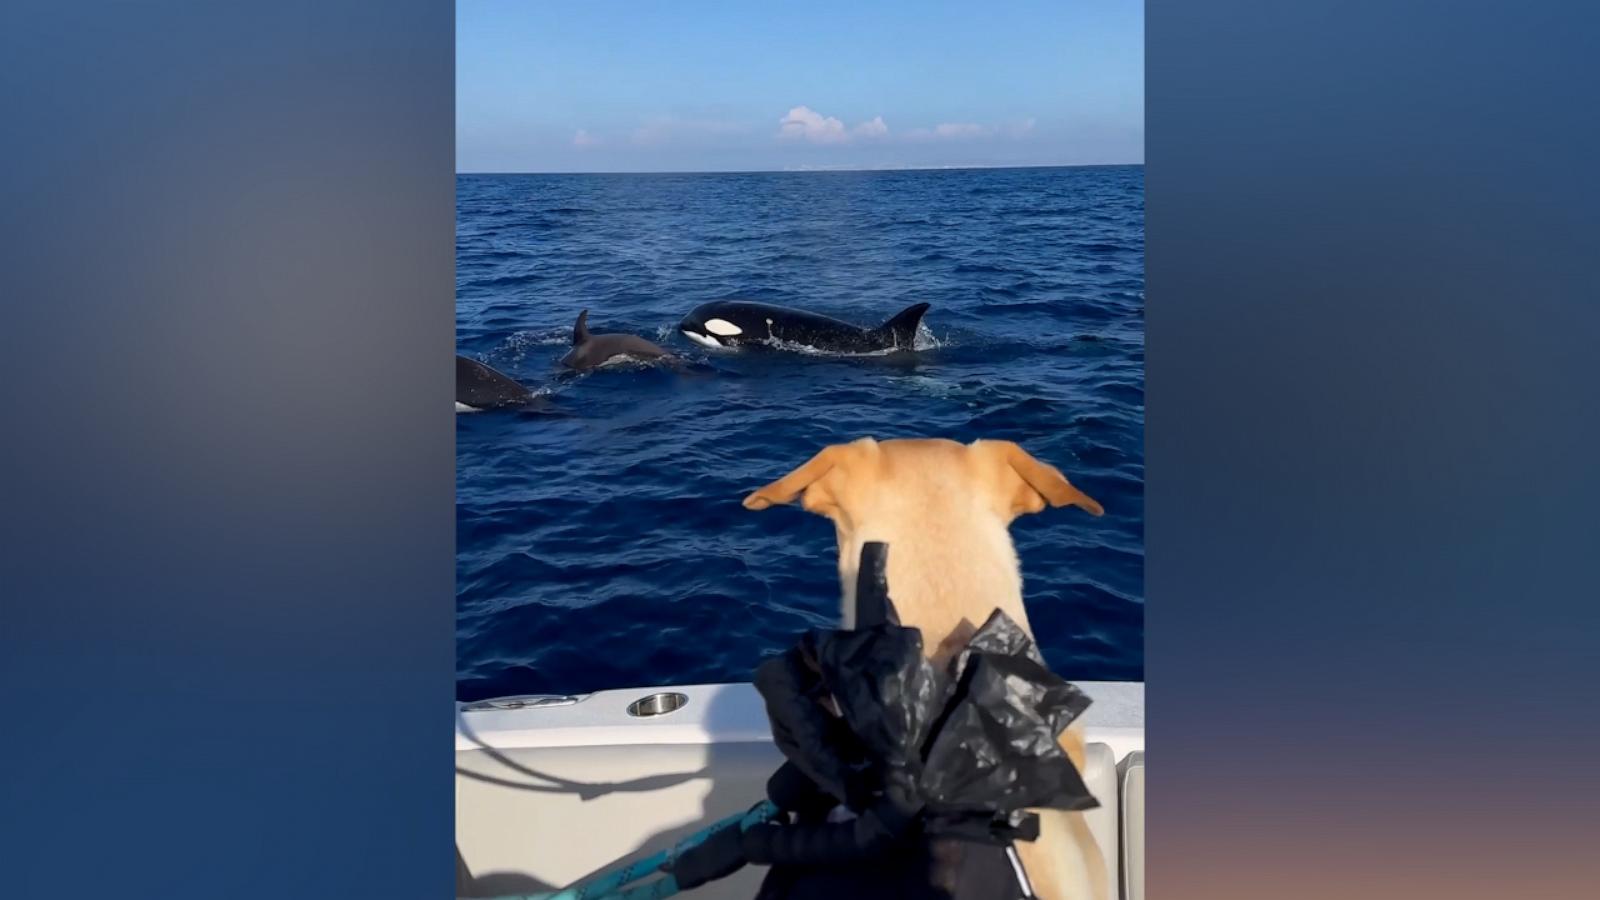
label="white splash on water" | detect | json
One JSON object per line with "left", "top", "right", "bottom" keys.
{"left": 911, "top": 321, "right": 948, "bottom": 351}
{"left": 484, "top": 328, "right": 573, "bottom": 366}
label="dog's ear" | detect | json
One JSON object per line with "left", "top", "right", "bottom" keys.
{"left": 743, "top": 439, "right": 873, "bottom": 516}
{"left": 974, "top": 440, "right": 1104, "bottom": 518}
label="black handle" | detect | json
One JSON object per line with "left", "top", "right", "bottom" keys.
{"left": 853, "top": 542, "right": 896, "bottom": 629}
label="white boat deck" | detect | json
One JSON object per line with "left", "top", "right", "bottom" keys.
{"left": 456, "top": 681, "right": 1143, "bottom": 899}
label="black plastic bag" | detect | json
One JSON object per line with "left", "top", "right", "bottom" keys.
{"left": 753, "top": 641, "right": 882, "bottom": 810}
{"left": 752, "top": 542, "right": 1099, "bottom": 824}
{"left": 919, "top": 609, "right": 1097, "bottom": 813}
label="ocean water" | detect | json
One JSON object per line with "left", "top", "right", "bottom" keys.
{"left": 456, "top": 166, "right": 1143, "bottom": 701}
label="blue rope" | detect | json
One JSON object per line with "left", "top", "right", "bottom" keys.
{"left": 490, "top": 800, "right": 778, "bottom": 900}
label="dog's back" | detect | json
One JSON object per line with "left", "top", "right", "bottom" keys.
{"left": 744, "top": 437, "right": 1109, "bottom": 900}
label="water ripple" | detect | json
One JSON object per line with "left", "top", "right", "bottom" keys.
{"left": 457, "top": 165, "right": 1144, "bottom": 700}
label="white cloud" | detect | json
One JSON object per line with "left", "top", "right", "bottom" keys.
{"left": 855, "top": 115, "right": 889, "bottom": 139}
{"left": 572, "top": 129, "right": 600, "bottom": 148}
{"left": 778, "top": 106, "right": 848, "bottom": 143}
{"left": 904, "top": 118, "right": 1038, "bottom": 142}
{"left": 937, "top": 122, "right": 990, "bottom": 139}
{"left": 777, "top": 106, "right": 889, "bottom": 144}
{"left": 1004, "top": 118, "right": 1038, "bottom": 138}
{"left": 905, "top": 122, "right": 993, "bottom": 141}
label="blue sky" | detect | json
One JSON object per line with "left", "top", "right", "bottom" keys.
{"left": 457, "top": 1, "right": 1142, "bottom": 173}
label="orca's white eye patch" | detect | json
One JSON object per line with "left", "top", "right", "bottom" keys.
{"left": 704, "top": 318, "right": 743, "bottom": 337}
{"left": 682, "top": 329, "right": 722, "bottom": 349}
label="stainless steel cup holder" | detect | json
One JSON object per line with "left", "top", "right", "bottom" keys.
{"left": 626, "top": 691, "right": 688, "bottom": 718}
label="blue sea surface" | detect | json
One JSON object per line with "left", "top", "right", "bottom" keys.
{"left": 457, "top": 166, "right": 1143, "bottom": 701}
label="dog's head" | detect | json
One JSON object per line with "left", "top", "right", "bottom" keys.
{"left": 743, "top": 436, "right": 1102, "bottom": 521}
{"left": 743, "top": 438, "right": 1102, "bottom": 626}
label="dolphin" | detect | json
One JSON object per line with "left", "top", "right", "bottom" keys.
{"left": 456, "top": 355, "right": 543, "bottom": 412}
{"left": 678, "top": 300, "right": 931, "bottom": 354}
{"left": 560, "top": 310, "right": 673, "bottom": 371}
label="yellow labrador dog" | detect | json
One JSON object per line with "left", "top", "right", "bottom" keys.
{"left": 743, "top": 436, "right": 1108, "bottom": 900}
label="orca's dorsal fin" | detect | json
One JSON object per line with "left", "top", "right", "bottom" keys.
{"left": 875, "top": 302, "right": 931, "bottom": 348}
{"left": 573, "top": 309, "right": 590, "bottom": 345}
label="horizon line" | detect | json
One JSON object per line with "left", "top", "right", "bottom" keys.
{"left": 455, "top": 161, "right": 1144, "bottom": 176}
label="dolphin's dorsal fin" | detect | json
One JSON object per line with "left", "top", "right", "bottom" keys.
{"left": 573, "top": 309, "right": 590, "bottom": 345}
{"left": 875, "top": 302, "right": 931, "bottom": 347}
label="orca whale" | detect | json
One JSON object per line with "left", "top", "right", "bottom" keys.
{"left": 456, "top": 355, "right": 541, "bottom": 412}
{"left": 560, "top": 310, "right": 673, "bottom": 371}
{"left": 678, "top": 300, "right": 931, "bottom": 353}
